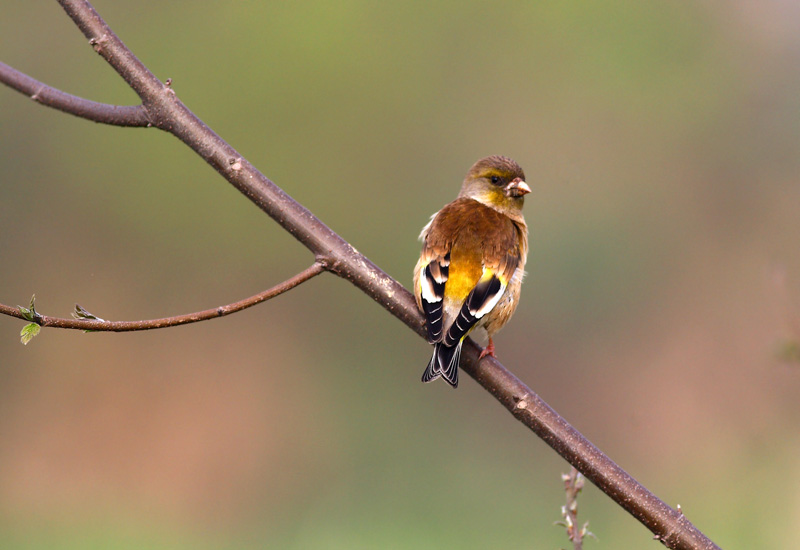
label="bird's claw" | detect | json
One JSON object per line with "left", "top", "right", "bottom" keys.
{"left": 478, "top": 339, "right": 496, "bottom": 360}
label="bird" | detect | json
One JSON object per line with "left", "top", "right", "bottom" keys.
{"left": 413, "top": 155, "right": 530, "bottom": 388}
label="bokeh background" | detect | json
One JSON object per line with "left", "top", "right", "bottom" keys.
{"left": 2, "top": 1, "right": 800, "bottom": 548}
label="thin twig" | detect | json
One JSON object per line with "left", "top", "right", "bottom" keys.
{"left": 0, "top": 61, "right": 150, "bottom": 126}
{"left": 0, "top": 3, "right": 721, "bottom": 549}
{"left": 0, "top": 263, "right": 324, "bottom": 332}
{"left": 556, "top": 467, "right": 593, "bottom": 550}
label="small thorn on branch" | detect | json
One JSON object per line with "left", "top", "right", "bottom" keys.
{"left": 31, "top": 85, "right": 45, "bottom": 103}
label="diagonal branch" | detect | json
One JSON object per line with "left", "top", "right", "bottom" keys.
{"left": 0, "top": 262, "right": 324, "bottom": 332}
{"left": 0, "top": 2, "right": 720, "bottom": 549}
{"left": 0, "top": 61, "right": 150, "bottom": 126}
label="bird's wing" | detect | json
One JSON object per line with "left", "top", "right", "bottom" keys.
{"left": 417, "top": 239, "right": 451, "bottom": 344}
{"left": 442, "top": 245, "right": 521, "bottom": 347}
{"left": 418, "top": 199, "right": 522, "bottom": 346}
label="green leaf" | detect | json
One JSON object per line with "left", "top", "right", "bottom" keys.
{"left": 20, "top": 323, "right": 41, "bottom": 345}
{"left": 18, "top": 294, "right": 38, "bottom": 322}
{"left": 72, "top": 303, "right": 104, "bottom": 333}
{"left": 72, "top": 303, "right": 104, "bottom": 321}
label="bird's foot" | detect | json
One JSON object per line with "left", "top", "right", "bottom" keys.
{"left": 478, "top": 338, "right": 496, "bottom": 360}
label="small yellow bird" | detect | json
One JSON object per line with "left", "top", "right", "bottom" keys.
{"left": 413, "top": 155, "right": 530, "bottom": 388}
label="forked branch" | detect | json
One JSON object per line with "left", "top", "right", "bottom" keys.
{"left": 0, "top": 2, "right": 720, "bottom": 549}
{"left": 0, "top": 263, "right": 324, "bottom": 332}
{"left": 0, "top": 61, "right": 150, "bottom": 126}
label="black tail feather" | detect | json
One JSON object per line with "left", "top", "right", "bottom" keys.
{"left": 421, "top": 342, "right": 461, "bottom": 388}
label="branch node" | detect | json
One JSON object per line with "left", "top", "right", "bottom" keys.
{"left": 315, "top": 255, "right": 336, "bottom": 273}
{"left": 229, "top": 157, "right": 243, "bottom": 171}
{"left": 31, "top": 85, "right": 45, "bottom": 102}
{"left": 89, "top": 33, "right": 109, "bottom": 52}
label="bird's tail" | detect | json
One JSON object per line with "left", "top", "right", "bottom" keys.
{"left": 421, "top": 341, "right": 462, "bottom": 388}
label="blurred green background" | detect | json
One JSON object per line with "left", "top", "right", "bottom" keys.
{"left": 2, "top": 1, "right": 800, "bottom": 548}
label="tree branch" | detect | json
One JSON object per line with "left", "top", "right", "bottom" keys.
{"left": 0, "top": 61, "right": 150, "bottom": 126}
{"left": 0, "top": 2, "right": 721, "bottom": 548}
{"left": 0, "top": 262, "right": 324, "bottom": 332}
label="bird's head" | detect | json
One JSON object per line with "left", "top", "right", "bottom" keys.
{"left": 459, "top": 155, "right": 530, "bottom": 215}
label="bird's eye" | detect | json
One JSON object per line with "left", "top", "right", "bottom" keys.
{"left": 490, "top": 175, "right": 501, "bottom": 185}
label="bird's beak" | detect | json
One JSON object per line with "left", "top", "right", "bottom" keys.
{"left": 506, "top": 177, "right": 531, "bottom": 197}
